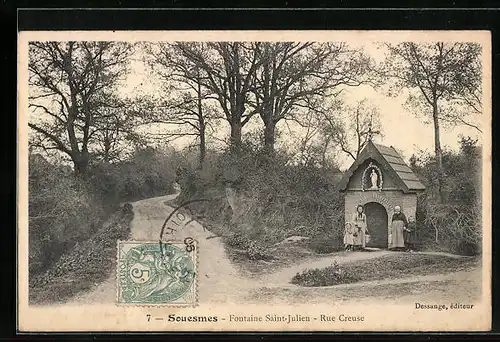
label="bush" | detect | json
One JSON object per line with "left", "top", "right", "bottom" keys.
{"left": 291, "top": 261, "right": 360, "bottom": 287}
{"left": 224, "top": 231, "right": 252, "bottom": 249}
{"left": 87, "top": 147, "right": 180, "bottom": 203}
{"left": 29, "top": 146, "right": 182, "bottom": 279}
{"left": 29, "top": 155, "right": 104, "bottom": 276}
{"left": 247, "top": 241, "right": 274, "bottom": 261}
{"left": 176, "top": 144, "right": 345, "bottom": 259}
{"left": 291, "top": 254, "right": 479, "bottom": 287}
{"left": 411, "top": 137, "right": 482, "bottom": 255}
{"left": 30, "top": 205, "right": 134, "bottom": 304}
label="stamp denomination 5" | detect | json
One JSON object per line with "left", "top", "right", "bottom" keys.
{"left": 117, "top": 241, "right": 197, "bottom": 305}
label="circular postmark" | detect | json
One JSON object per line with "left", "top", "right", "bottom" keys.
{"left": 120, "top": 243, "right": 195, "bottom": 303}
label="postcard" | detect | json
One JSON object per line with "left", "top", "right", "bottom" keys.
{"left": 18, "top": 30, "right": 491, "bottom": 332}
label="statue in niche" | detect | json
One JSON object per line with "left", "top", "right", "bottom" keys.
{"left": 361, "top": 162, "right": 383, "bottom": 191}
{"left": 370, "top": 169, "right": 379, "bottom": 189}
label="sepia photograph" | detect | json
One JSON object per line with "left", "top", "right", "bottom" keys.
{"left": 17, "top": 30, "right": 491, "bottom": 332}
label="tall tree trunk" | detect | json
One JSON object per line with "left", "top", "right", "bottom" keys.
{"left": 321, "top": 136, "right": 332, "bottom": 168}
{"left": 261, "top": 48, "right": 275, "bottom": 154}
{"left": 199, "top": 122, "right": 206, "bottom": 169}
{"left": 432, "top": 103, "right": 444, "bottom": 203}
{"left": 73, "top": 152, "right": 89, "bottom": 175}
{"left": 103, "top": 129, "right": 111, "bottom": 163}
{"left": 263, "top": 121, "right": 275, "bottom": 153}
{"left": 197, "top": 77, "right": 206, "bottom": 169}
{"left": 230, "top": 120, "right": 242, "bottom": 151}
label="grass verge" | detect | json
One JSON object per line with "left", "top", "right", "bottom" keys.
{"left": 291, "top": 253, "right": 480, "bottom": 287}
{"left": 29, "top": 204, "right": 134, "bottom": 305}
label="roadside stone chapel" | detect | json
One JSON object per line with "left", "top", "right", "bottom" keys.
{"left": 338, "top": 138, "right": 426, "bottom": 249}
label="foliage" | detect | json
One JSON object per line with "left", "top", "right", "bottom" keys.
{"left": 87, "top": 147, "right": 180, "bottom": 203}
{"left": 29, "top": 205, "right": 134, "bottom": 304}
{"left": 382, "top": 42, "right": 482, "bottom": 131}
{"left": 28, "top": 154, "right": 104, "bottom": 276}
{"left": 28, "top": 41, "right": 136, "bottom": 173}
{"left": 164, "top": 42, "right": 262, "bottom": 149}
{"left": 144, "top": 42, "right": 373, "bottom": 153}
{"left": 247, "top": 241, "right": 274, "bottom": 261}
{"left": 321, "top": 98, "right": 383, "bottom": 161}
{"left": 142, "top": 43, "right": 221, "bottom": 167}
{"left": 291, "top": 261, "right": 360, "bottom": 287}
{"left": 411, "top": 137, "right": 482, "bottom": 255}
{"left": 382, "top": 42, "right": 482, "bottom": 202}
{"left": 175, "top": 144, "right": 345, "bottom": 258}
{"left": 249, "top": 42, "right": 372, "bottom": 151}
{"left": 28, "top": 146, "right": 180, "bottom": 279}
{"left": 291, "top": 253, "right": 479, "bottom": 287}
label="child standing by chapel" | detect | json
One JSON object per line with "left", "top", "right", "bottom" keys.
{"left": 343, "top": 222, "right": 354, "bottom": 251}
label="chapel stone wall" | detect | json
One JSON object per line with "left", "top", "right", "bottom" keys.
{"left": 344, "top": 190, "right": 417, "bottom": 246}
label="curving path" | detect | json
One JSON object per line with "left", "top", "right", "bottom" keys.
{"left": 70, "top": 193, "right": 259, "bottom": 304}
{"left": 68, "top": 194, "right": 480, "bottom": 305}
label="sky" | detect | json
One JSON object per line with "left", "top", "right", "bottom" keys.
{"left": 24, "top": 31, "right": 487, "bottom": 171}
{"left": 121, "top": 42, "right": 483, "bottom": 171}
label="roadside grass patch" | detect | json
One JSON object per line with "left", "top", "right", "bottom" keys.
{"left": 29, "top": 205, "right": 134, "bottom": 305}
{"left": 291, "top": 253, "right": 480, "bottom": 287}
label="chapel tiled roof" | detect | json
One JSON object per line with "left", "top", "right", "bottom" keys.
{"left": 338, "top": 140, "right": 426, "bottom": 193}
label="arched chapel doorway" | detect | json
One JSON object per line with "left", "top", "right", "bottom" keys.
{"left": 339, "top": 141, "right": 426, "bottom": 249}
{"left": 364, "top": 202, "right": 388, "bottom": 248}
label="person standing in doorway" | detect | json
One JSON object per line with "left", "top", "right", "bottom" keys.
{"left": 390, "top": 205, "right": 408, "bottom": 251}
{"left": 352, "top": 205, "right": 368, "bottom": 251}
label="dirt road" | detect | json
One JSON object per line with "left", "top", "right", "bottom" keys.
{"left": 70, "top": 193, "right": 259, "bottom": 304}
{"left": 69, "top": 194, "right": 481, "bottom": 305}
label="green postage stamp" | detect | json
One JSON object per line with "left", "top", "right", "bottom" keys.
{"left": 117, "top": 241, "right": 197, "bottom": 305}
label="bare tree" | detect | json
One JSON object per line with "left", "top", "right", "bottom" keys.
{"left": 295, "top": 108, "right": 323, "bottom": 167}
{"left": 28, "top": 41, "right": 134, "bottom": 174}
{"left": 321, "top": 99, "right": 382, "bottom": 161}
{"left": 251, "top": 42, "right": 373, "bottom": 153}
{"left": 382, "top": 42, "right": 482, "bottom": 201}
{"left": 143, "top": 43, "right": 220, "bottom": 168}
{"left": 170, "top": 42, "right": 262, "bottom": 151}
{"left": 90, "top": 99, "right": 144, "bottom": 163}
{"left": 283, "top": 104, "right": 338, "bottom": 168}
{"left": 439, "top": 51, "right": 483, "bottom": 132}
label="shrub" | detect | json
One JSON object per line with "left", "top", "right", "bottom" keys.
{"left": 411, "top": 137, "right": 482, "bottom": 255}
{"left": 87, "top": 147, "right": 180, "bottom": 203}
{"left": 224, "top": 231, "right": 252, "bottom": 249}
{"left": 28, "top": 154, "right": 105, "bottom": 276}
{"left": 28, "top": 146, "right": 181, "bottom": 278}
{"left": 247, "top": 241, "right": 274, "bottom": 261}
{"left": 175, "top": 145, "right": 345, "bottom": 259}
{"left": 291, "top": 261, "right": 360, "bottom": 287}
{"left": 291, "top": 254, "right": 479, "bottom": 287}
{"left": 30, "top": 205, "right": 134, "bottom": 304}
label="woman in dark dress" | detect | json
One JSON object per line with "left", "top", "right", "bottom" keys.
{"left": 389, "top": 205, "right": 408, "bottom": 251}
